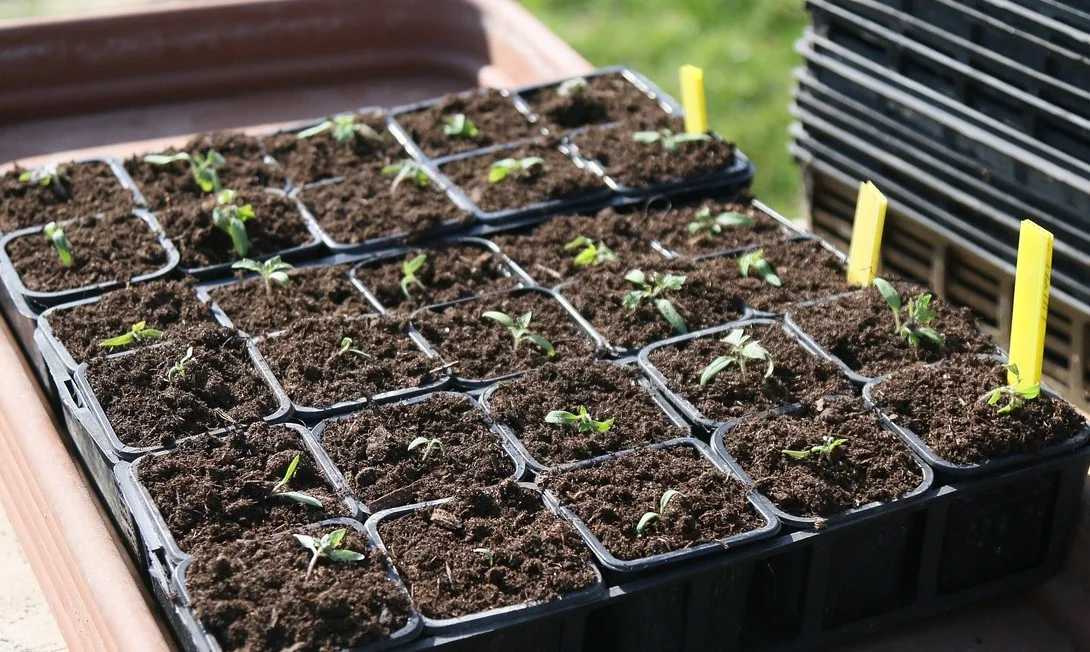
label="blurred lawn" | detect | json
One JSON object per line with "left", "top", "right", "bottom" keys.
{"left": 522, "top": 0, "right": 807, "bottom": 216}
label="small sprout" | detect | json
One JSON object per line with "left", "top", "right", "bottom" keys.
{"left": 408, "top": 436, "right": 446, "bottom": 460}
{"left": 700, "top": 328, "right": 774, "bottom": 386}
{"left": 481, "top": 310, "right": 556, "bottom": 356}
{"left": 545, "top": 406, "right": 615, "bottom": 433}
{"left": 632, "top": 128, "right": 711, "bottom": 153}
{"left": 557, "top": 77, "right": 589, "bottom": 97}
{"left": 400, "top": 253, "right": 428, "bottom": 298}
{"left": 232, "top": 256, "right": 293, "bottom": 298}
{"left": 98, "top": 321, "right": 164, "bottom": 349}
{"left": 636, "top": 489, "right": 683, "bottom": 537}
{"left": 872, "top": 278, "right": 944, "bottom": 348}
{"left": 564, "top": 236, "right": 616, "bottom": 267}
{"left": 443, "top": 113, "right": 479, "bottom": 138}
{"left": 336, "top": 336, "right": 370, "bottom": 359}
{"left": 783, "top": 436, "right": 849, "bottom": 460}
{"left": 981, "top": 363, "right": 1042, "bottom": 415}
{"left": 380, "top": 159, "right": 430, "bottom": 193}
{"left": 296, "top": 113, "right": 383, "bottom": 144}
{"left": 271, "top": 454, "right": 323, "bottom": 508}
{"left": 19, "top": 163, "right": 66, "bottom": 189}
{"left": 42, "top": 222, "right": 73, "bottom": 267}
{"left": 488, "top": 157, "right": 545, "bottom": 183}
{"left": 686, "top": 207, "right": 754, "bottom": 241}
{"left": 622, "top": 269, "right": 688, "bottom": 334}
{"left": 212, "top": 189, "right": 255, "bottom": 258}
{"left": 294, "top": 528, "right": 365, "bottom": 581}
{"left": 738, "top": 249, "right": 781, "bottom": 287}
{"left": 143, "top": 149, "right": 225, "bottom": 193}
{"left": 165, "top": 346, "right": 194, "bottom": 383}
{"left": 473, "top": 547, "right": 495, "bottom": 567}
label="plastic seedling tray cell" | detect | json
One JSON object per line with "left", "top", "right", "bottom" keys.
{"left": 259, "top": 107, "right": 393, "bottom": 188}
{"left": 0, "top": 209, "right": 179, "bottom": 311}
{"left": 785, "top": 302, "right": 880, "bottom": 387}
{"left": 861, "top": 356, "right": 1090, "bottom": 478}
{"left": 434, "top": 138, "right": 616, "bottom": 225}
{"left": 348, "top": 236, "right": 536, "bottom": 315}
{"left": 540, "top": 437, "right": 780, "bottom": 575}
{"left": 476, "top": 360, "right": 693, "bottom": 474}
{"left": 649, "top": 199, "right": 801, "bottom": 261}
{"left": 308, "top": 392, "right": 527, "bottom": 515}
{"left": 160, "top": 518, "right": 423, "bottom": 652}
{"left": 513, "top": 65, "right": 684, "bottom": 137}
{"left": 364, "top": 483, "right": 606, "bottom": 638}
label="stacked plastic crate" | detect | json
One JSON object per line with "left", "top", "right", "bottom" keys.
{"left": 790, "top": 0, "right": 1090, "bottom": 411}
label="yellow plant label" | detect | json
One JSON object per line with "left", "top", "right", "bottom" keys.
{"left": 846, "top": 181, "right": 888, "bottom": 286}
{"left": 1008, "top": 220, "right": 1053, "bottom": 388}
{"left": 680, "top": 65, "right": 708, "bottom": 135}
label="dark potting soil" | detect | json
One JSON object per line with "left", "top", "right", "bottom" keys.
{"left": 485, "top": 361, "right": 688, "bottom": 467}
{"left": 353, "top": 245, "right": 519, "bottom": 313}
{"left": 319, "top": 393, "right": 517, "bottom": 511}
{"left": 258, "top": 315, "right": 439, "bottom": 408}
{"left": 571, "top": 120, "right": 736, "bottom": 189}
{"left": 642, "top": 200, "right": 789, "bottom": 257}
{"left": 438, "top": 141, "right": 605, "bottom": 213}
{"left": 208, "top": 263, "right": 367, "bottom": 336}
{"left": 296, "top": 165, "right": 469, "bottom": 245}
{"left": 139, "top": 423, "right": 346, "bottom": 550}
{"left": 790, "top": 283, "right": 994, "bottom": 378}
{"left": 870, "top": 355, "right": 1088, "bottom": 465}
{"left": 156, "top": 189, "right": 313, "bottom": 269}
{"left": 559, "top": 254, "right": 745, "bottom": 351}
{"left": 378, "top": 481, "right": 598, "bottom": 619}
{"left": 48, "top": 279, "right": 215, "bottom": 363}
{"left": 491, "top": 208, "right": 653, "bottom": 286}
{"left": 7, "top": 212, "right": 168, "bottom": 293}
{"left": 410, "top": 291, "right": 598, "bottom": 380}
{"left": 718, "top": 239, "right": 852, "bottom": 312}
{"left": 647, "top": 323, "right": 854, "bottom": 422}
{"left": 86, "top": 326, "right": 279, "bottom": 448}
{"left": 539, "top": 445, "right": 764, "bottom": 561}
{"left": 725, "top": 398, "right": 923, "bottom": 519}
{"left": 0, "top": 162, "right": 133, "bottom": 233}
{"left": 525, "top": 72, "right": 669, "bottom": 133}
{"left": 125, "top": 132, "right": 284, "bottom": 211}
{"left": 185, "top": 529, "right": 412, "bottom": 652}
{"left": 262, "top": 114, "right": 396, "bottom": 184}
{"left": 394, "top": 89, "right": 536, "bottom": 158}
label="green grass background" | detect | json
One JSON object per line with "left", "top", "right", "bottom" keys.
{"left": 521, "top": 0, "right": 808, "bottom": 216}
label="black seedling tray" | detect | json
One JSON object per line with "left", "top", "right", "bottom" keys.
{"left": 1011, "top": 0, "right": 1090, "bottom": 33}
{"left": 784, "top": 294, "right": 881, "bottom": 386}
{"left": 1, "top": 284, "right": 49, "bottom": 396}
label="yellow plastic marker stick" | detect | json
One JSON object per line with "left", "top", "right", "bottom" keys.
{"left": 1008, "top": 220, "right": 1053, "bottom": 389}
{"left": 680, "top": 65, "right": 708, "bottom": 135}
{"left": 846, "top": 181, "right": 888, "bottom": 286}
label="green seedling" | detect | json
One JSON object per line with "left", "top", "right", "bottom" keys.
{"left": 143, "top": 149, "right": 225, "bottom": 193}
{"left": 232, "top": 256, "right": 293, "bottom": 298}
{"left": 686, "top": 207, "right": 753, "bottom": 242}
{"left": 622, "top": 269, "right": 688, "bottom": 334}
{"left": 738, "top": 249, "right": 781, "bottom": 287}
{"left": 545, "top": 406, "right": 615, "bottom": 433}
{"left": 408, "top": 436, "right": 445, "bottom": 460}
{"left": 212, "top": 189, "right": 255, "bottom": 257}
{"left": 700, "top": 328, "right": 774, "bottom": 386}
{"left": 481, "top": 310, "right": 556, "bottom": 356}
{"left": 19, "top": 164, "right": 67, "bottom": 193}
{"left": 443, "top": 113, "right": 479, "bottom": 138}
{"left": 783, "top": 435, "right": 849, "bottom": 461}
{"left": 872, "top": 278, "right": 944, "bottom": 348}
{"left": 632, "top": 128, "right": 711, "bottom": 153}
{"left": 336, "top": 337, "right": 370, "bottom": 359}
{"left": 488, "top": 157, "right": 545, "bottom": 183}
{"left": 271, "top": 454, "right": 323, "bottom": 508}
{"left": 294, "top": 528, "right": 365, "bottom": 581}
{"left": 165, "top": 346, "right": 194, "bottom": 383}
{"left": 557, "top": 77, "right": 589, "bottom": 97}
{"left": 564, "top": 236, "right": 616, "bottom": 267}
{"left": 98, "top": 321, "right": 164, "bottom": 349}
{"left": 380, "top": 159, "right": 430, "bottom": 193}
{"left": 636, "top": 489, "right": 683, "bottom": 537}
{"left": 473, "top": 547, "right": 496, "bottom": 567}
{"left": 296, "top": 113, "right": 383, "bottom": 144}
{"left": 400, "top": 253, "right": 428, "bottom": 298}
{"left": 42, "top": 222, "right": 73, "bottom": 267}
{"left": 982, "top": 363, "right": 1042, "bottom": 415}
